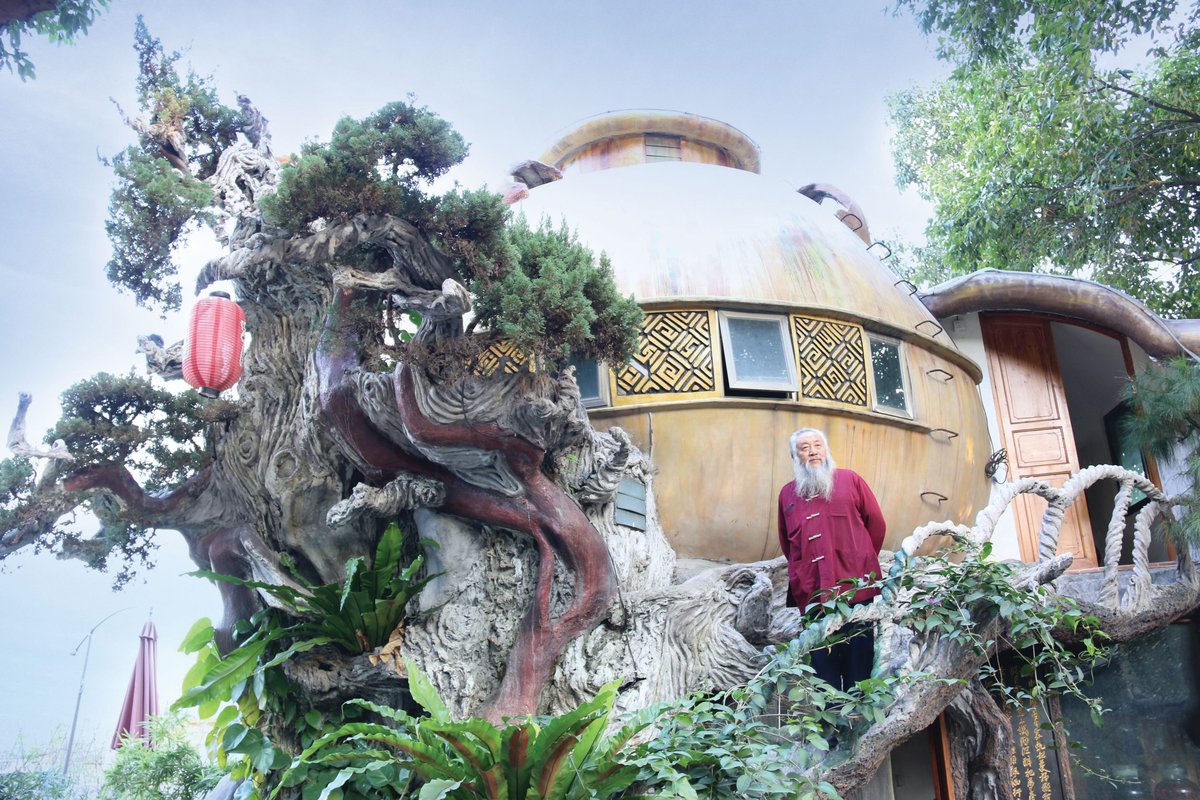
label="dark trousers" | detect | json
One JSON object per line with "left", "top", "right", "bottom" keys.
{"left": 809, "top": 622, "right": 875, "bottom": 691}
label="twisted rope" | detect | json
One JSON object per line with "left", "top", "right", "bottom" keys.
{"left": 893, "top": 465, "right": 1184, "bottom": 611}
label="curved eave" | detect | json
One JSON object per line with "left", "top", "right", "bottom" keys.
{"left": 920, "top": 269, "right": 1200, "bottom": 359}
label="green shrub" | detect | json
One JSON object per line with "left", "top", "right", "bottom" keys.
{"left": 0, "top": 768, "right": 87, "bottom": 800}
{"left": 101, "top": 713, "right": 221, "bottom": 800}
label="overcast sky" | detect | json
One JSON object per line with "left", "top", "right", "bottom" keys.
{"left": 0, "top": 0, "right": 949, "bottom": 764}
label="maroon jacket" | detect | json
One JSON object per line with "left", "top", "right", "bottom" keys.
{"left": 777, "top": 469, "right": 886, "bottom": 610}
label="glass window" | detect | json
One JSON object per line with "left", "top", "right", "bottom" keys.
{"left": 869, "top": 336, "right": 910, "bottom": 415}
{"left": 568, "top": 354, "right": 608, "bottom": 408}
{"left": 645, "top": 134, "right": 682, "bottom": 161}
{"left": 1059, "top": 623, "right": 1200, "bottom": 800}
{"left": 718, "top": 311, "right": 798, "bottom": 392}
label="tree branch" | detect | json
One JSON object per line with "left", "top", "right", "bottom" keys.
{"left": 1095, "top": 77, "right": 1200, "bottom": 123}
{"left": 1, "top": 464, "right": 213, "bottom": 559}
{"left": 332, "top": 269, "right": 472, "bottom": 320}
{"left": 110, "top": 99, "right": 190, "bottom": 174}
{"left": 198, "top": 214, "right": 453, "bottom": 291}
{"left": 0, "top": 1, "right": 58, "bottom": 27}
{"left": 7, "top": 392, "right": 72, "bottom": 462}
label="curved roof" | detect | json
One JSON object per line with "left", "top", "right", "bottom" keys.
{"left": 539, "top": 109, "right": 761, "bottom": 174}
{"left": 921, "top": 269, "right": 1200, "bottom": 359}
{"left": 515, "top": 161, "right": 940, "bottom": 335}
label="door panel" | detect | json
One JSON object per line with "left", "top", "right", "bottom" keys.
{"left": 983, "top": 315, "right": 1098, "bottom": 568}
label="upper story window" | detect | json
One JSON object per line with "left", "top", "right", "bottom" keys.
{"left": 717, "top": 311, "right": 798, "bottom": 393}
{"left": 868, "top": 335, "right": 911, "bottom": 416}
{"left": 644, "top": 134, "right": 682, "bottom": 162}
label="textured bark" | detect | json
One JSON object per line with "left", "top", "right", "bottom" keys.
{"left": 311, "top": 285, "right": 619, "bottom": 719}
{"left": 282, "top": 648, "right": 410, "bottom": 712}
{"left": 945, "top": 680, "right": 1014, "bottom": 800}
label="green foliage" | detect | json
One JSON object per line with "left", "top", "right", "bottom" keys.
{"left": 895, "top": 0, "right": 1183, "bottom": 65}
{"left": 282, "top": 533, "right": 1108, "bottom": 800}
{"left": 627, "top": 647, "right": 855, "bottom": 800}
{"left": 281, "top": 669, "right": 644, "bottom": 800}
{"left": 0, "top": 455, "right": 36, "bottom": 533}
{"left": 192, "top": 523, "right": 437, "bottom": 657}
{"left": 50, "top": 371, "right": 210, "bottom": 490}
{"left": 631, "top": 538, "right": 1108, "bottom": 800}
{"left": 128, "top": 17, "right": 243, "bottom": 179}
{"left": 175, "top": 527, "right": 436, "bottom": 799}
{"left": 105, "top": 145, "right": 215, "bottom": 310}
{"left": 428, "top": 187, "right": 516, "bottom": 284}
{"left": 891, "top": 0, "right": 1200, "bottom": 317}
{"left": 0, "top": 374, "right": 209, "bottom": 584}
{"left": 175, "top": 613, "right": 296, "bottom": 799}
{"left": 102, "top": 712, "right": 223, "bottom": 800}
{"left": 473, "top": 220, "right": 644, "bottom": 367}
{"left": 260, "top": 102, "right": 641, "bottom": 368}
{"left": 0, "top": 732, "right": 93, "bottom": 799}
{"left": 893, "top": 539, "right": 1108, "bottom": 716}
{"left": 1, "top": 0, "right": 110, "bottom": 81}
{"left": 173, "top": 533, "right": 1113, "bottom": 799}
{"left": 1124, "top": 355, "right": 1200, "bottom": 545}
{"left": 260, "top": 99, "right": 467, "bottom": 234}
{"left": 0, "top": 768, "right": 87, "bottom": 799}
{"left": 104, "top": 17, "right": 243, "bottom": 310}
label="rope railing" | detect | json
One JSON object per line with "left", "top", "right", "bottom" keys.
{"left": 895, "top": 465, "right": 1193, "bottom": 611}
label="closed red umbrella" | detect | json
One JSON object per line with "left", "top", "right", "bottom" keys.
{"left": 111, "top": 620, "right": 159, "bottom": 749}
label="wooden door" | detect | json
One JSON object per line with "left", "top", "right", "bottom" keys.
{"left": 982, "top": 315, "right": 1098, "bottom": 568}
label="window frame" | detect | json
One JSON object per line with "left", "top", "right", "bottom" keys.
{"left": 568, "top": 354, "right": 610, "bottom": 409}
{"left": 644, "top": 133, "right": 683, "bottom": 162}
{"left": 866, "top": 333, "right": 913, "bottom": 418}
{"left": 716, "top": 310, "right": 799, "bottom": 393}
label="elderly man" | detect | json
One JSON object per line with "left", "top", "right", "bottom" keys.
{"left": 777, "top": 427, "right": 886, "bottom": 690}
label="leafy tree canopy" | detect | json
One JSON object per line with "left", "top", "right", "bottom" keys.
{"left": 260, "top": 100, "right": 468, "bottom": 234}
{"left": 473, "top": 220, "right": 643, "bottom": 367}
{"left": 897, "top": 0, "right": 1188, "bottom": 65}
{"left": 7, "top": 19, "right": 640, "bottom": 588}
{"left": 48, "top": 371, "right": 210, "bottom": 491}
{"left": 891, "top": 0, "right": 1200, "bottom": 318}
{"left": 104, "top": 16, "right": 242, "bottom": 310}
{"left": 262, "top": 101, "right": 641, "bottom": 367}
{"left": 0, "top": 373, "right": 209, "bottom": 586}
{"left": 1125, "top": 355, "right": 1200, "bottom": 545}
{"left": 0, "top": 0, "right": 109, "bottom": 80}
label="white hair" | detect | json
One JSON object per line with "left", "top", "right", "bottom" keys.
{"left": 790, "top": 428, "right": 836, "bottom": 500}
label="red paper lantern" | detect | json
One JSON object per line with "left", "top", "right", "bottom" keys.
{"left": 183, "top": 291, "right": 245, "bottom": 398}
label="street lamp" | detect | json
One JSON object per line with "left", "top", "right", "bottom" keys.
{"left": 63, "top": 607, "right": 130, "bottom": 776}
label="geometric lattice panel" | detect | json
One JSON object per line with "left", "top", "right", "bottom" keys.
{"left": 615, "top": 310, "right": 715, "bottom": 395}
{"left": 474, "top": 339, "right": 530, "bottom": 377}
{"left": 791, "top": 315, "right": 868, "bottom": 406}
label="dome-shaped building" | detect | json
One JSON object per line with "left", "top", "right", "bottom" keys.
{"left": 511, "top": 110, "right": 994, "bottom": 564}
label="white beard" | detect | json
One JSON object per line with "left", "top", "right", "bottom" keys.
{"left": 793, "top": 456, "right": 837, "bottom": 501}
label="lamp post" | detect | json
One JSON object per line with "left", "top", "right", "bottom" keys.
{"left": 63, "top": 607, "right": 130, "bottom": 776}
